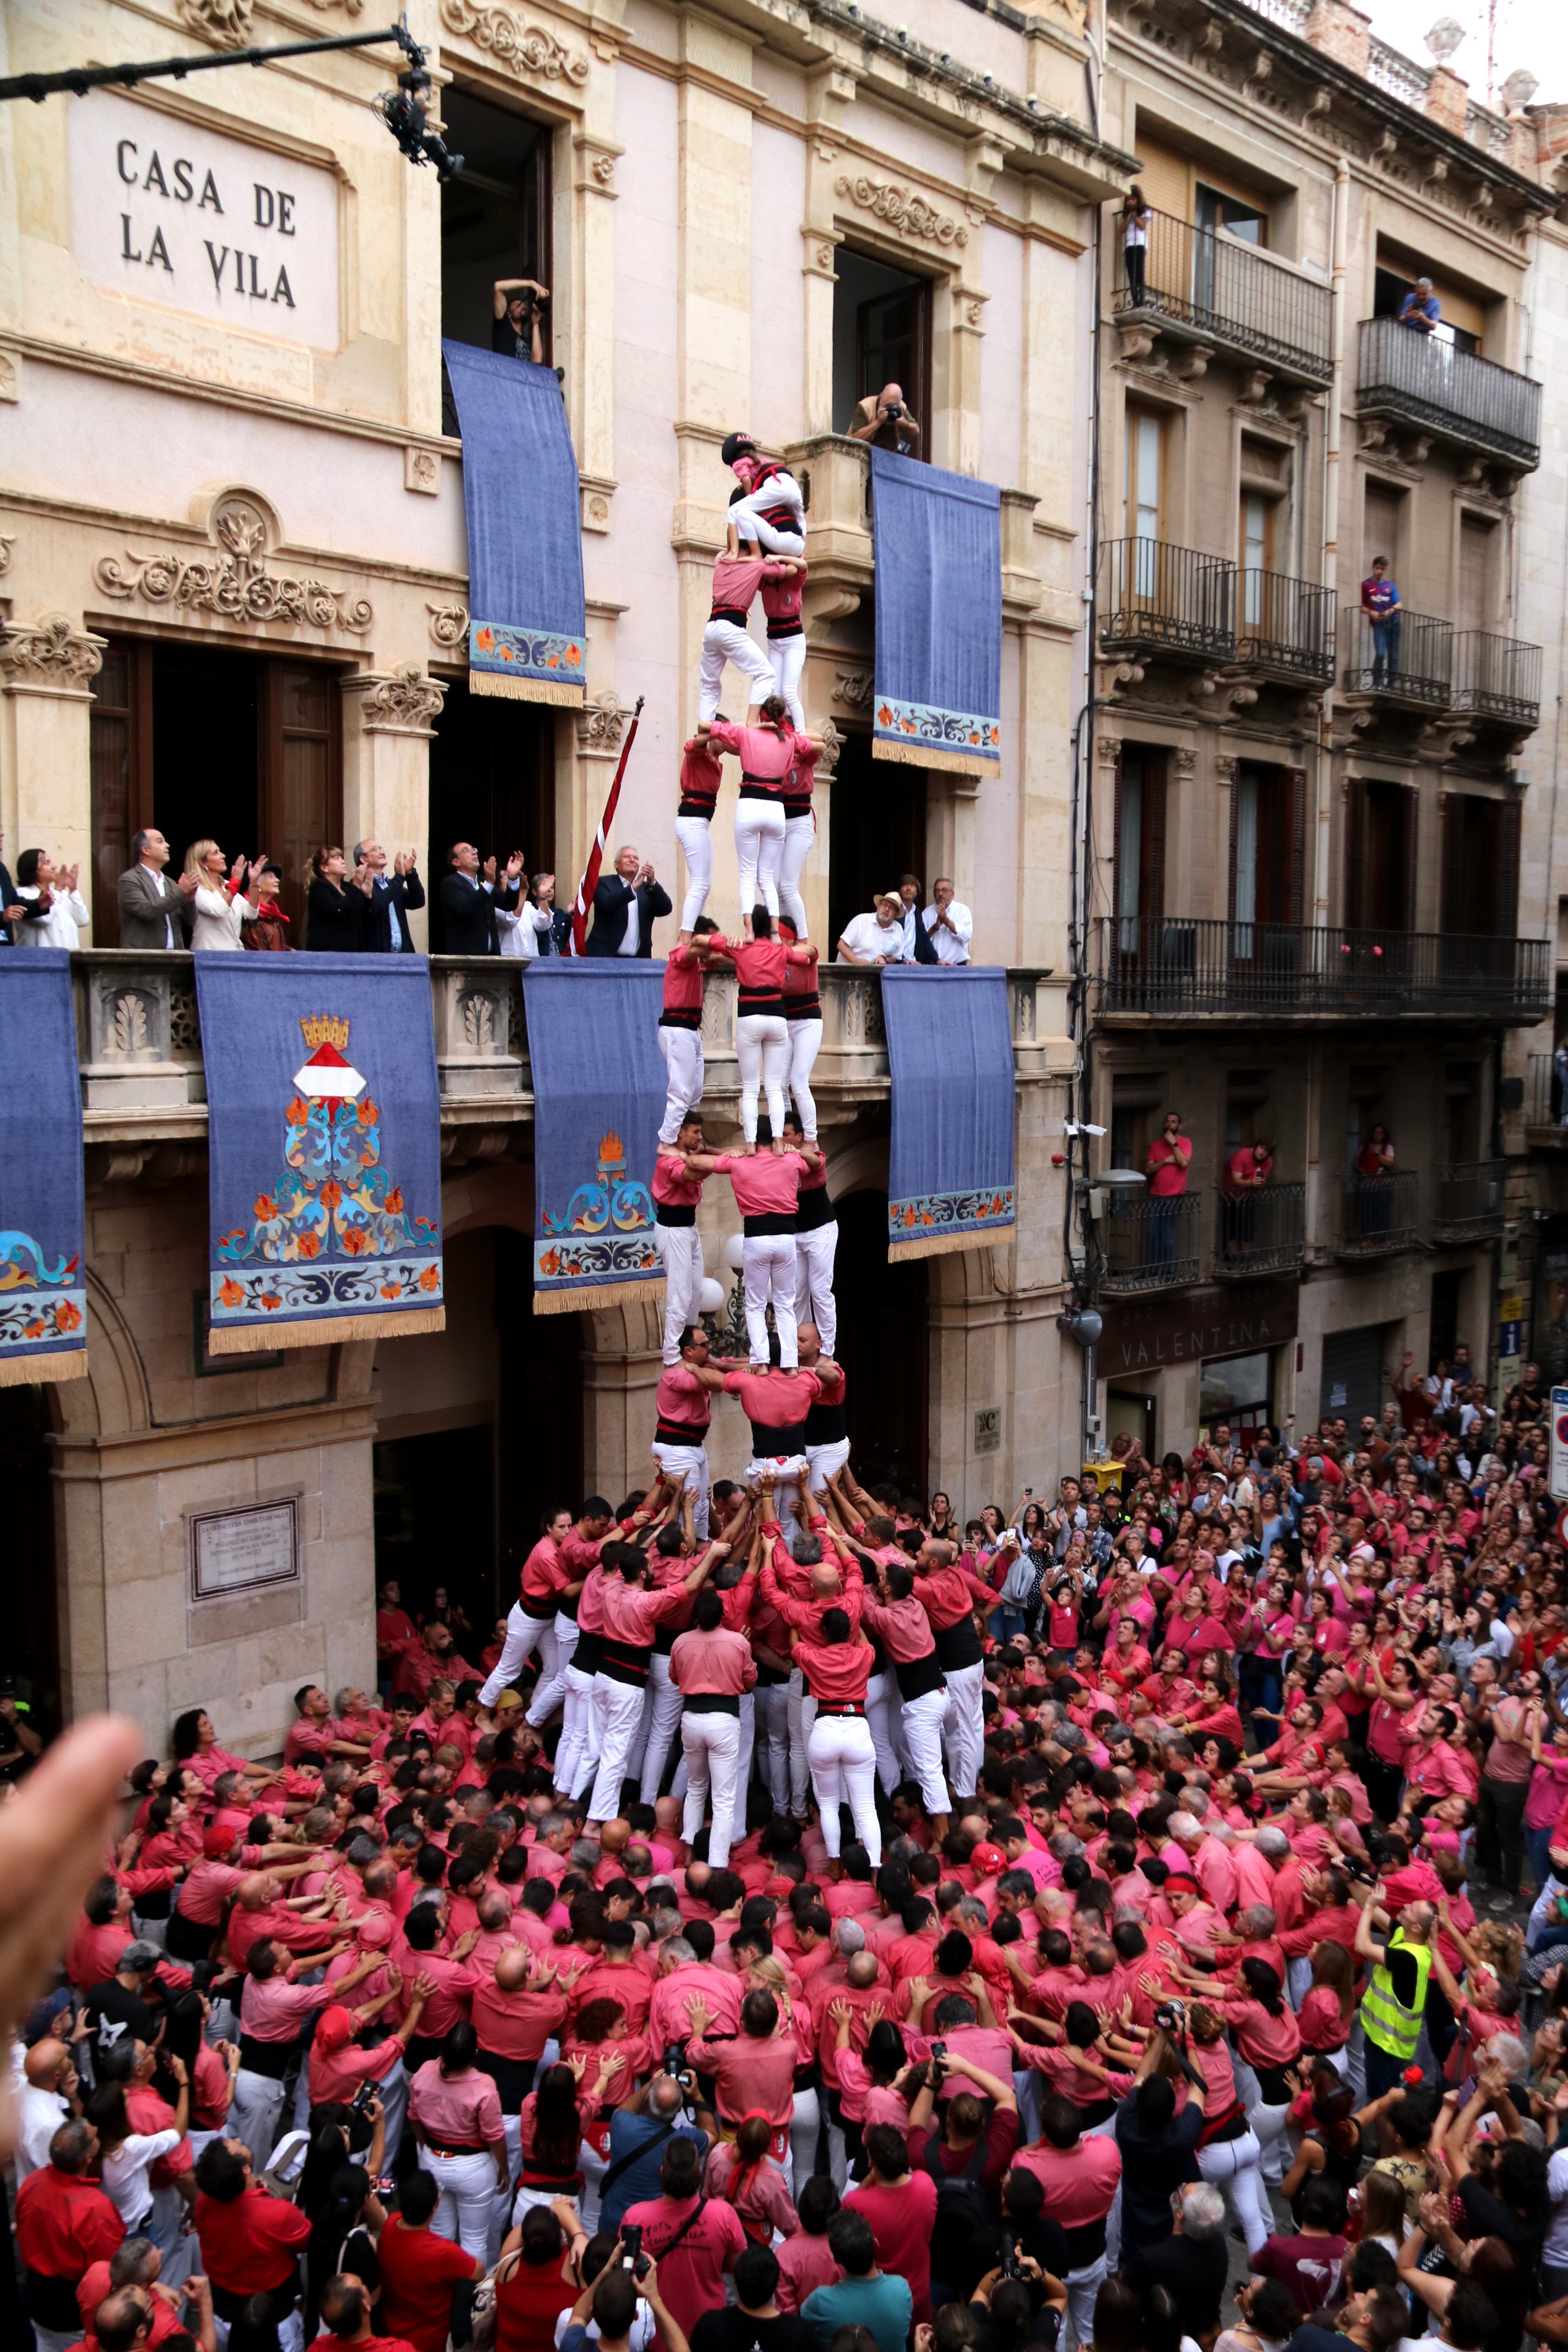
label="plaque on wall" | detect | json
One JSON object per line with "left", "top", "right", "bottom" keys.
{"left": 190, "top": 1499, "right": 299, "bottom": 1600}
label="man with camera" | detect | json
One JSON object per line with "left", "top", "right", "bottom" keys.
{"left": 848, "top": 382, "right": 922, "bottom": 455}
{"left": 492, "top": 276, "right": 549, "bottom": 363}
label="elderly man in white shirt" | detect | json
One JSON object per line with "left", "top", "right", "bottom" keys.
{"left": 836, "top": 892, "right": 907, "bottom": 965}
{"left": 13, "top": 2035, "right": 78, "bottom": 2182}
{"left": 921, "top": 878, "right": 973, "bottom": 965}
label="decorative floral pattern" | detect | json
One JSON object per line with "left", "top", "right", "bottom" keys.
{"left": 471, "top": 619, "right": 585, "bottom": 687}
{"left": 888, "top": 1188, "right": 1016, "bottom": 1238}
{"left": 0, "top": 1288, "right": 85, "bottom": 1353}
{"left": 216, "top": 1093, "right": 437, "bottom": 1270}
{"left": 537, "top": 1128, "right": 657, "bottom": 1292}
{"left": 535, "top": 1234, "right": 661, "bottom": 1285}
{"left": 874, "top": 695, "right": 1001, "bottom": 761}
{"left": 211, "top": 1261, "right": 443, "bottom": 1324}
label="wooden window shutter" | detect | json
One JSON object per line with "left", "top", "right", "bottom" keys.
{"left": 1227, "top": 769, "right": 1240, "bottom": 922}
{"left": 1111, "top": 743, "right": 1125, "bottom": 930}
{"left": 1288, "top": 767, "right": 1306, "bottom": 928}
{"left": 1402, "top": 783, "right": 1419, "bottom": 934}
{"left": 1440, "top": 795, "right": 1463, "bottom": 936}
{"left": 1146, "top": 749, "right": 1168, "bottom": 929}
{"left": 1494, "top": 796, "right": 1521, "bottom": 939}
{"left": 1343, "top": 777, "right": 1366, "bottom": 929}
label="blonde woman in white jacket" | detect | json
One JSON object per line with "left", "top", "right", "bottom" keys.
{"left": 186, "top": 838, "right": 260, "bottom": 950}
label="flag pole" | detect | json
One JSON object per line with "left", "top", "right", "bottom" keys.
{"left": 567, "top": 695, "right": 645, "bottom": 956}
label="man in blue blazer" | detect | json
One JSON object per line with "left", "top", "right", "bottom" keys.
{"left": 354, "top": 841, "right": 427, "bottom": 952}
{"left": 585, "top": 845, "right": 672, "bottom": 957}
{"left": 439, "top": 842, "right": 523, "bottom": 954}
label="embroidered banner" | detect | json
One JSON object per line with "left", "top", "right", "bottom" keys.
{"left": 881, "top": 966, "right": 1015, "bottom": 1261}
{"left": 443, "top": 338, "right": 586, "bottom": 706}
{"left": 195, "top": 955, "right": 444, "bottom": 1353}
{"left": 523, "top": 962, "right": 665, "bottom": 1314}
{"left": 0, "top": 950, "right": 87, "bottom": 1385}
{"left": 870, "top": 446, "right": 1001, "bottom": 778}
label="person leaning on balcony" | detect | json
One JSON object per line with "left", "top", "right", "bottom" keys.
{"left": 1397, "top": 277, "right": 1440, "bottom": 333}
{"left": 1120, "top": 183, "right": 1151, "bottom": 307}
{"left": 14, "top": 850, "right": 89, "bottom": 950}
{"left": 1361, "top": 557, "right": 1402, "bottom": 687}
{"left": 847, "top": 382, "right": 921, "bottom": 455}
{"left": 304, "top": 845, "right": 372, "bottom": 952}
{"left": 1222, "top": 1137, "right": 1273, "bottom": 1257}
{"left": 836, "top": 891, "right": 908, "bottom": 965}
{"left": 241, "top": 862, "right": 292, "bottom": 951}
{"left": 1355, "top": 1124, "right": 1396, "bottom": 1239}
{"left": 1145, "top": 1109, "right": 1193, "bottom": 1268}
{"left": 117, "top": 828, "right": 196, "bottom": 951}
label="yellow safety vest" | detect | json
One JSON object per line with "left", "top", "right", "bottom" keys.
{"left": 1362, "top": 1927, "right": 1432, "bottom": 2061}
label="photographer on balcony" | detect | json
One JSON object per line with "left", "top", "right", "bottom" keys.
{"left": 1397, "top": 276, "right": 1441, "bottom": 334}
{"left": 1222, "top": 1137, "right": 1274, "bottom": 1261}
{"left": 1361, "top": 557, "right": 1403, "bottom": 689}
{"left": 492, "top": 277, "right": 549, "bottom": 364}
{"left": 1145, "top": 1109, "right": 1192, "bottom": 1270}
{"left": 847, "top": 382, "right": 921, "bottom": 456}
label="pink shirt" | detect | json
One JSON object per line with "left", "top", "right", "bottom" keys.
{"left": 409, "top": 2061, "right": 505, "bottom": 2147}
{"left": 240, "top": 1974, "right": 334, "bottom": 2044}
{"left": 711, "top": 1150, "right": 810, "bottom": 1218}
{"left": 654, "top": 1363, "right": 711, "bottom": 1434}
{"left": 706, "top": 718, "right": 798, "bottom": 786}
{"left": 671, "top": 1625, "right": 756, "bottom": 1697}
{"left": 709, "top": 555, "right": 792, "bottom": 619}
{"left": 652, "top": 1152, "right": 704, "bottom": 1209}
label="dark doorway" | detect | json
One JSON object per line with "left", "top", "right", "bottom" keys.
{"left": 1346, "top": 779, "right": 1414, "bottom": 930}
{"left": 831, "top": 1188, "right": 928, "bottom": 1494}
{"left": 428, "top": 685, "right": 557, "bottom": 949}
{"left": 496, "top": 1228, "right": 584, "bottom": 1592}
{"left": 440, "top": 86, "right": 553, "bottom": 361}
{"left": 831, "top": 248, "right": 931, "bottom": 443}
{"left": 1430, "top": 1268, "right": 1462, "bottom": 1367}
{"left": 1113, "top": 745, "right": 1167, "bottom": 957}
{"left": 1230, "top": 765, "right": 1302, "bottom": 927}
{"left": 1441, "top": 794, "right": 1520, "bottom": 938}
{"left": 373, "top": 1423, "right": 496, "bottom": 1642}
{"left": 0, "top": 1386, "right": 62, "bottom": 1739}
{"left": 826, "top": 731, "right": 925, "bottom": 959}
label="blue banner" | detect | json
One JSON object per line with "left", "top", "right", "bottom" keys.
{"left": 881, "top": 967, "right": 1015, "bottom": 1259}
{"left": 443, "top": 339, "right": 586, "bottom": 706}
{"left": 870, "top": 447, "right": 1001, "bottom": 777}
{"left": 195, "top": 955, "right": 444, "bottom": 1353}
{"left": 523, "top": 962, "right": 665, "bottom": 1314}
{"left": 0, "top": 949, "right": 86, "bottom": 1383}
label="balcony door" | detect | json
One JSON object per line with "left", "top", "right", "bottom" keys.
{"left": 1114, "top": 745, "right": 1167, "bottom": 962}
{"left": 1344, "top": 778, "right": 1415, "bottom": 932}
{"left": 1127, "top": 409, "right": 1166, "bottom": 603}
{"left": 831, "top": 247, "right": 931, "bottom": 447}
{"left": 1230, "top": 765, "right": 1303, "bottom": 972}
{"left": 1441, "top": 793, "right": 1519, "bottom": 940}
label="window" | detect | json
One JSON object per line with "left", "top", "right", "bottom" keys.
{"left": 1230, "top": 764, "right": 1303, "bottom": 943}
{"left": 1196, "top": 183, "right": 1267, "bottom": 246}
{"left": 1346, "top": 1063, "right": 1386, "bottom": 1177}
{"left": 1441, "top": 1064, "right": 1480, "bottom": 1165}
{"left": 1320, "top": 1324, "right": 1387, "bottom": 1427}
{"left": 1441, "top": 793, "right": 1520, "bottom": 939}
{"left": 1363, "top": 483, "right": 1404, "bottom": 582}
{"left": 1224, "top": 1071, "right": 1271, "bottom": 1154}
{"left": 1128, "top": 409, "right": 1164, "bottom": 546}
{"left": 1458, "top": 514, "right": 1496, "bottom": 634}
{"left": 1114, "top": 745, "right": 1167, "bottom": 954}
{"left": 831, "top": 248, "right": 931, "bottom": 448}
{"left": 427, "top": 680, "right": 556, "bottom": 952}
{"left": 1430, "top": 1268, "right": 1462, "bottom": 1365}
{"left": 1200, "top": 1350, "right": 1272, "bottom": 1440}
{"left": 1238, "top": 491, "right": 1278, "bottom": 625}
{"left": 1373, "top": 265, "right": 1480, "bottom": 356}
{"left": 827, "top": 729, "right": 925, "bottom": 957}
{"left": 439, "top": 85, "right": 553, "bottom": 397}
{"left": 1344, "top": 780, "right": 1414, "bottom": 930}
{"left": 1109, "top": 1075, "right": 1164, "bottom": 1178}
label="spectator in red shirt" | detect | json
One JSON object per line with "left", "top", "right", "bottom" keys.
{"left": 17, "top": 2117, "right": 126, "bottom": 2343}
{"left": 843, "top": 2120, "right": 939, "bottom": 2323}
{"left": 1145, "top": 1110, "right": 1192, "bottom": 1270}
{"left": 376, "top": 2168, "right": 483, "bottom": 2352}
{"left": 193, "top": 2136, "right": 312, "bottom": 2328}
{"left": 315, "top": 2269, "right": 422, "bottom": 2349}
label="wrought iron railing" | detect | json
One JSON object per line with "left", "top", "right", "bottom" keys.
{"left": 1236, "top": 571, "right": 1335, "bottom": 682}
{"left": 1113, "top": 206, "right": 1333, "bottom": 381}
{"left": 1451, "top": 631, "right": 1542, "bottom": 727}
{"left": 1356, "top": 316, "right": 1542, "bottom": 467}
{"left": 1100, "top": 1189, "right": 1202, "bottom": 1293}
{"left": 1216, "top": 1179, "right": 1305, "bottom": 1276}
{"left": 1341, "top": 1170, "right": 1419, "bottom": 1255}
{"left": 1099, "top": 538, "right": 1236, "bottom": 661}
{"left": 1340, "top": 606, "right": 1452, "bottom": 706}
{"left": 1433, "top": 1160, "right": 1507, "bottom": 1237}
{"left": 1093, "top": 918, "right": 1551, "bottom": 1022}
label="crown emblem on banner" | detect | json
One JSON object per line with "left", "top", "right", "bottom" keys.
{"left": 299, "top": 1015, "right": 352, "bottom": 1050}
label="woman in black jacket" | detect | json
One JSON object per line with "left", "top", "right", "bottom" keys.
{"left": 304, "top": 846, "right": 371, "bottom": 950}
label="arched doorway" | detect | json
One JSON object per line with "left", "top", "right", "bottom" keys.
{"left": 831, "top": 1188, "right": 928, "bottom": 1497}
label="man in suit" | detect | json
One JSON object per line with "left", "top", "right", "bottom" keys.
{"left": 0, "top": 824, "right": 28, "bottom": 944}
{"left": 439, "top": 841, "right": 522, "bottom": 954}
{"left": 116, "top": 827, "right": 198, "bottom": 950}
{"left": 585, "top": 845, "right": 672, "bottom": 957}
{"left": 355, "top": 840, "right": 427, "bottom": 952}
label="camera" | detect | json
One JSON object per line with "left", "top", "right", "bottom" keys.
{"left": 1000, "top": 2230, "right": 1023, "bottom": 2280}
{"left": 884, "top": 400, "right": 902, "bottom": 417}
{"left": 1154, "top": 1999, "right": 1186, "bottom": 2036}
{"left": 622, "top": 2224, "right": 649, "bottom": 2279}
{"left": 349, "top": 2079, "right": 377, "bottom": 2117}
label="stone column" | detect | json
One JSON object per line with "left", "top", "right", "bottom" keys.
{"left": 573, "top": 128, "right": 623, "bottom": 541}
{"left": 802, "top": 67, "right": 857, "bottom": 436}
{"left": 340, "top": 664, "right": 447, "bottom": 950}
{"left": 0, "top": 613, "right": 106, "bottom": 933}
{"left": 582, "top": 1300, "right": 665, "bottom": 1502}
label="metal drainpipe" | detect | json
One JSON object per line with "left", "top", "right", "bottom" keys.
{"left": 1305, "top": 156, "right": 1351, "bottom": 1276}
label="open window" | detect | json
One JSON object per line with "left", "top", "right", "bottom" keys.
{"left": 831, "top": 247, "right": 931, "bottom": 449}
{"left": 427, "top": 681, "right": 556, "bottom": 951}
{"left": 826, "top": 729, "right": 925, "bottom": 955}
{"left": 440, "top": 85, "right": 553, "bottom": 369}
{"left": 1441, "top": 793, "right": 1519, "bottom": 939}
{"left": 1373, "top": 263, "right": 1481, "bottom": 356}
{"left": 1343, "top": 778, "right": 1415, "bottom": 931}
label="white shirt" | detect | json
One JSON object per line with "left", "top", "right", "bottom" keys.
{"left": 617, "top": 886, "right": 641, "bottom": 958}
{"left": 922, "top": 900, "right": 973, "bottom": 964}
{"left": 837, "top": 912, "right": 905, "bottom": 963}
{"left": 898, "top": 903, "right": 918, "bottom": 957}
{"left": 190, "top": 884, "right": 254, "bottom": 951}
{"left": 99, "top": 2126, "right": 181, "bottom": 2226}
{"left": 139, "top": 861, "right": 177, "bottom": 950}
{"left": 15, "top": 2075, "right": 69, "bottom": 2183}
{"left": 17, "top": 885, "right": 89, "bottom": 949}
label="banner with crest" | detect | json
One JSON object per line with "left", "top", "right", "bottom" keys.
{"left": 0, "top": 950, "right": 87, "bottom": 1385}
{"left": 195, "top": 955, "right": 444, "bottom": 1353}
{"left": 522, "top": 961, "right": 666, "bottom": 1315}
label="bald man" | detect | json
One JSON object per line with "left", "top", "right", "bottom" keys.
{"left": 17, "top": 2038, "right": 78, "bottom": 2183}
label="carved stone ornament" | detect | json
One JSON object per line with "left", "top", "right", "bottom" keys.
{"left": 835, "top": 175, "right": 968, "bottom": 249}
{"left": 350, "top": 662, "right": 448, "bottom": 735}
{"left": 0, "top": 612, "right": 107, "bottom": 694}
{"left": 577, "top": 691, "right": 627, "bottom": 750}
{"left": 591, "top": 154, "right": 616, "bottom": 187}
{"left": 0, "top": 534, "right": 12, "bottom": 576}
{"left": 832, "top": 669, "right": 874, "bottom": 710}
{"left": 1096, "top": 737, "right": 1121, "bottom": 768}
{"left": 95, "top": 492, "right": 373, "bottom": 635}
{"left": 405, "top": 446, "right": 440, "bottom": 496}
{"left": 1172, "top": 747, "right": 1198, "bottom": 778}
{"left": 177, "top": 0, "right": 257, "bottom": 43}
{"left": 439, "top": 0, "right": 591, "bottom": 84}
{"left": 816, "top": 717, "right": 845, "bottom": 778}
{"left": 428, "top": 601, "right": 470, "bottom": 650}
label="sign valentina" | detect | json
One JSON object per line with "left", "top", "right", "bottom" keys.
{"left": 68, "top": 91, "right": 339, "bottom": 348}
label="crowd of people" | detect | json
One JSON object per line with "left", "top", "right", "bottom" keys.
{"left": 17, "top": 1348, "right": 1568, "bottom": 2352}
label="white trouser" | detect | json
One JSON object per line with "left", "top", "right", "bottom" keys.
{"left": 587, "top": 1679, "right": 647, "bottom": 1821}
{"left": 786, "top": 1015, "right": 823, "bottom": 1139}
{"left": 419, "top": 2144, "right": 497, "bottom": 2260}
{"left": 735, "top": 802, "right": 786, "bottom": 923}
{"left": 1066, "top": 2253, "right": 1108, "bottom": 2351}
{"left": 681, "top": 1708, "right": 743, "bottom": 1866}
{"left": 769, "top": 635, "right": 808, "bottom": 732}
{"left": 528, "top": 1612, "right": 579, "bottom": 1729}
{"left": 789, "top": 2084, "right": 821, "bottom": 2198}
{"left": 941, "top": 1660, "right": 986, "bottom": 1801}
{"left": 737, "top": 1687, "right": 755, "bottom": 1799}
{"left": 735, "top": 1012, "right": 788, "bottom": 1144}
{"left": 230, "top": 2068, "right": 286, "bottom": 2171}
{"left": 1287, "top": 1954, "right": 1313, "bottom": 2011}
{"left": 657, "top": 1026, "right": 705, "bottom": 1147}
{"left": 786, "top": 1665, "right": 813, "bottom": 1817}
{"left": 1197, "top": 2129, "right": 1270, "bottom": 2255}
{"left": 549, "top": 1652, "right": 595, "bottom": 1789}
{"left": 638, "top": 1653, "right": 685, "bottom": 1803}
{"left": 1248, "top": 2096, "right": 1292, "bottom": 2186}
{"left": 676, "top": 812, "right": 715, "bottom": 934}
{"left": 865, "top": 1671, "right": 902, "bottom": 1799}
{"left": 807, "top": 1436, "right": 851, "bottom": 1498}
{"left": 747, "top": 1453, "right": 809, "bottom": 1542}
{"left": 778, "top": 812, "right": 814, "bottom": 938}
{"left": 743, "top": 1231, "right": 797, "bottom": 1364}
{"left": 480, "top": 1604, "right": 556, "bottom": 1708}
{"left": 758, "top": 1680, "right": 792, "bottom": 1811}
{"left": 652, "top": 1440, "right": 710, "bottom": 1536}
{"left": 794, "top": 1221, "right": 838, "bottom": 1353}
{"left": 900, "top": 1686, "right": 952, "bottom": 1815}
{"left": 727, "top": 488, "right": 805, "bottom": 557}
{"left": 807, "top": 1713, "right": 881, "bottom": 1864}
{"left": 652, "top": 1220, "right": 704, "bottom": 1362}
{"left": 699, "top": 618, "right": 774, "bottom": 725}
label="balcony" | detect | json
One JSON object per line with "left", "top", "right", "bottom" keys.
{"left": 1113, "top": 209, "right": 1333, "bottom": 386}
{"left": 1099, "top": 538, "right": 1235, "bottom": 664}
{"left": 1528, "top": 1053, "right": 1564, "bottom": 1134}
{"left": 1355, "top": 317, "right": 1542, "bottom": 471}
{"left": 1339, "top": 607, "right": 1452, "bottom": 710}
{"left": 1235, "top": 571, "right": 1335, "bottom": 685}
{"left": 1215, "top": 1180, "right": 1306, "bottom": 1278}
{"left": 1092, "top": 918, "right": 1551, "bottom": 1025}
{"left": 1099, "top": 1189, "right": 1202, "bottom": 1293}
{"left": 1452, "top": 631, "right": 1542, "bottom": 731}
{"left": 1338, "top": 1171, "right": 1420, "bottom": 1257}
{"left": 1431, "top": 1159, "right": 1507, "bottom": 1241}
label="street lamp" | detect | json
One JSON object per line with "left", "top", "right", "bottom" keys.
{"left": 1065, "top": 1165, "right": 1145, "bottom": 1467}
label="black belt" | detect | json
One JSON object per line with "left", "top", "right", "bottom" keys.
{"left": 685, "top": 1692, "right": 741, "bottom": 1716}
{"left": 794, "top": 1189, "right": 834, "bottom": 1230}
{"left": 738, "top": 994, "right": 785, "bottom": 1018}
{"left": 239, "top": 2034, "right": 293, "bottom": 2081}
{"left": 785, "top": 995, "right": 820, "bottom": 1018}
{"left": 600, "top": 1642, "right": 650, "bottom": 1686}
{"left": 934, "top": 1620, "right": 984, "bottom": 1672}
{"left": 894, "top": 1651, "right": 947, "bottom": 1702}
{"left": 659, "top": 1009, "right": 702, "bottom": 1031}
{"left": 748, "top": 1421, "right": 808, "bottom": 1452}
{"left": 426, "top": 2136, "right": 492, "bottom": 2156}
{"left": 521, "top": 1593, "right": 557, "bottom": 1620}
{"left": 678, "top": 799, "right": 716, "bottom": 820}
{"left": 805, "top": 1409, "right": 847, "bottom": 1445}
{"left": 26, "top": 2273, "right": 89, "bottom": 2328}
{"left": 655, "top": 1204, "right": 696, "bottom": 1227}
{"left": 815, "top": 1702, "right": 865, "bottom": 1716}
{"left": 1063, "top": 2220, "right": 1108, "bottom": 2268}
{"left": 767, "top": 619, "right": 803, "bottom": 639}
{"left": 742, "top": 1214, "right": 795, "bottom": 1238}
{"left": 572, "top": 1629, "right": 604, "bottom": 1672}
{"left": 557, "top": 1596, "right": 580, "bottom": 1623}
{"left": 710, "top": 606, "right": 750, "bottom": 627}
{"left": 737, "top": 787, "right": 785, "bottom": 803}
{"left": 656, "top": 1417, "right": 710, "bottom": 1445}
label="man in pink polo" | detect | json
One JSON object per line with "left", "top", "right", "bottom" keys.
{"left": 681, "top": 1133, "right": 822, "bottom": 1369}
